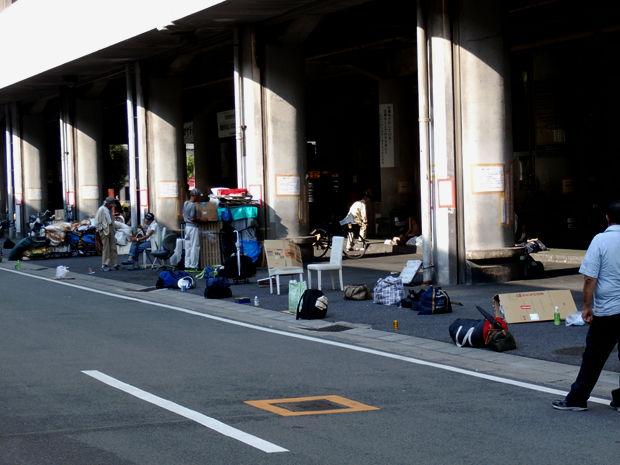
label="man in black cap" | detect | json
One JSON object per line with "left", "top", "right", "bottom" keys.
{"left": 183, "top": 189, "right": 203, "bottom": 270}
{"left": 121, "top": 212, "right": 158, "bottom": 267}
{"left": 94, "top": 196, "right": 119, "bottom": 271}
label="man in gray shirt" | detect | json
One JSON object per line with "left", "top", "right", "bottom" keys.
{"left": 552, "top": 200, "right": 620, "bottom": 412}
{"left": 183, "top": 189, "right": 203, "bottom": 270}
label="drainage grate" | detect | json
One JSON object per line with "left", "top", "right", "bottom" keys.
{"left": 553, "top": 346, "right": 584, "bottom": 356}
{"left": 272, "top": 399, "right": 348, "bottom": 413}
{"left": 306, "top": 325, "right": 352, "bottom": 332}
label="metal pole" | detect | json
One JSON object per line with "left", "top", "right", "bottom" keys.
{"left": 233, "top": 27, "right": 247, "bottom": 188}
{"left": 125, "top": 63, "right": 138, "bottom": 230}
{"left": 4, "top": 105, "right": 15, "bottom": 238}
{"left": 417, "top": 0, "right": 433, "bottom": 283}
{"left": 135, "top": 62, "right": 148, "bottom": 223}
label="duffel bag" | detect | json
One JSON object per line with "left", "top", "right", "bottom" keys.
{"left": 418, "top": 286, "right": 452, "bottom": 314}
{"left": 449, "top": 318, "right": 486, "bottom": 347}
{"left": 344, "top": 284, "right": 371, "bottom": 300}
{"left": 373, "top": 276, "right": 404, "bottom": 306}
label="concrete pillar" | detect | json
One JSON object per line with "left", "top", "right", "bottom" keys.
{"left": 21, "top": 114, "right": 47, "bottom": 220}
{"left": 458, "top": 0, "right": 513, "bottom": 250}
{"left": 74, "top": 99, "right": 103, "bottom": 220}
{"left": 262, "top": 42, "right": 307, "bottom": 238}
{"left": 146, "top": 76, "right": 185, "bottom": 231}
{"left": 429, "top": 1, "right": 458, "bottom": 284}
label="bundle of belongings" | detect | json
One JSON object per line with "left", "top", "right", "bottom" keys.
{"left": 449, "top": 305, "right": 516, "bottom": 352}
{"left": 8, "top": 219, "right": 98, "bottom": 260}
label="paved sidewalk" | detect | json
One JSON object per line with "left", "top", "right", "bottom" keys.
{"left": 2, "top": 249, "right": 618, "bottom": 403}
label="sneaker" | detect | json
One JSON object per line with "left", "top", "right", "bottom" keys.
{"left": 101, "top": 265, "right": 111, "bottom": 272}
{"left": 611, "top": 401, "right": 620, "bottom": 412}
{"left": 111, "top": 265, "right": 120, "bottom": 270}
{"left": 552, "top": 399, "right": 587, "bottom": 411}
{"left": 122, "top": 259, "right": 135, "bottom": 265}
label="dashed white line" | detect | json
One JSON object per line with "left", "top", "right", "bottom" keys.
{"left": 82, "top": 370, "right": 288, "bottom": 453}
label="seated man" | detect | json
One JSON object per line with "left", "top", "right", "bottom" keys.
{"left": 121, "top": 213, "right": 158, "bottom": 265}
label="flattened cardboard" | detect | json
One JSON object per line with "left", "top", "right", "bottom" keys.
{"left": 264, "top": 240, "right": 303, "bottom": 269}
{"left": 493, "top": 289, "right": 578, "bottom": 323}
{"left": 196, "top": 202, "right": 218, "bottom": 222}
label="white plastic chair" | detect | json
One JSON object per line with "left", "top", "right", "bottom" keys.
{"left": 307, "top": 235, "right": 344, "bottom": 291}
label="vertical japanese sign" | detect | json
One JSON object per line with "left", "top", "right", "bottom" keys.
{"left": 379, "top": 103, "right": 394, "bottom": 168}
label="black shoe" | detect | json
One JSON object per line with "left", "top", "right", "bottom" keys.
{"left": 611, "top": 401, "right": 620, "bottom": 412}
{"left": 552, "top": 399, "right": 587, "bottom": 411}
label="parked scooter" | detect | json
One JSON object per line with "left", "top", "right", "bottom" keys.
{"left": 27, "top": 210, "right": 55, "bottom": 236}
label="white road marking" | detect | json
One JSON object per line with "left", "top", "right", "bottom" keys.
{"left": 82, "top": 370, "right": 288, "bottom": 453}
{"left": 3, "top": 267, "right": 610, "bottom": 405}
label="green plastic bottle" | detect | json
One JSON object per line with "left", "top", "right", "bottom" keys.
{"left": 554, "top": 306, "right": 561, "bottom": 326}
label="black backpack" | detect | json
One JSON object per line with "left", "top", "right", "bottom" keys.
{"left": 204, "top": 276, "right": 232, "bottom": 299}
{"left": 296, "top": 289, "right": 328, "bottom": 320}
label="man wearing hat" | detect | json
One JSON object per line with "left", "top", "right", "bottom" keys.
{"left": 121, "top": 212, "right": 158, "bottom": 267}
{"left": 183, "top": 188, "right": 203, "bottom": 270}
{"left": 94, "top": 196, "right": 119, "bottom": 271}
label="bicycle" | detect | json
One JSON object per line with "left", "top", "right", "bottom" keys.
{"left": 310, "top": 218, "right": 368, "bottom": 259}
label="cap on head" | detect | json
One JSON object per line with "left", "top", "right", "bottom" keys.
{"left": 144, "top": 212, "right": 155, "bottom": 221}
{"left": 189, "top": 188, "right": 202, "bottom": 197}
{"left": 104, "top": 196, "right": 116, "bottom": 204}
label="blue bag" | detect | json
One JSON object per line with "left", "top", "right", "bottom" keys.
{"left": 418, "top": 286, "right": 452, "bottom": 315}
{"left": 156, "top": 270, "right": 189, "bottom": 289}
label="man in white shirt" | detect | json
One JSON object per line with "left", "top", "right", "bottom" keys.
{"left": 121, "top": 212, "right": 158, "bottom": 266}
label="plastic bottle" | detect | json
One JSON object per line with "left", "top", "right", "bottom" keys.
{"left": 254, "top": 295, "right": 260, "bottom": 307}
{"left": 554, "top": 305, "right": 561, "bottom": 326}
{"left": 16, "top": 260, "right": 21, "bottom": 270}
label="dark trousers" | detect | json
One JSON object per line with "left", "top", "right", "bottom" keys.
{"left": 566, "top": 313, "right": 620, "bottom": 405}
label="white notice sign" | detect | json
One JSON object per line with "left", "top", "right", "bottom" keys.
{"left": 159, "top": 181, "right": 178, "bottom": 198}
{"left": 276, "top": 175, "right": 300, "bottom": 196}
{"left": 472, "top": 164, "right": 505, "bottom": 193}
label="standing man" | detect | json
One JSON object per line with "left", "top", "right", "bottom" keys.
{"left": 552, "top": 200, "right": 620, "bottom": 412}
{"left": 183, "top": 189, "right": 203, "bottom": 270}
{"left": 94, "top": 196, "right": 119, "bottom": 271}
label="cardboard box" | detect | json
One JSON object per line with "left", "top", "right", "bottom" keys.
{"left": 264, "top": 239, "right": 302, "bottom": 269}
{"left": 196, "top": 202, "right": 218, "bottom": 222}
{"left": 493, "top": 290, "right": 578, "bottom": 324}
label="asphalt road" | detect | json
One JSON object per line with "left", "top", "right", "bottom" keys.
{"left": 1, "top": 269, "right": 619, "bottom": 464}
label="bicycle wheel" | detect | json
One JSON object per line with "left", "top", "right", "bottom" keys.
{"left": 343, "top": 230, "right": 366, "bottom": 259}
{"left": 310, "top": 228, "right": 331, "bottom": 258}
